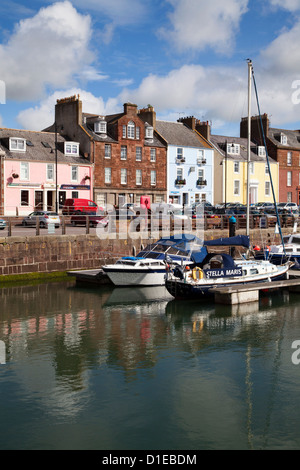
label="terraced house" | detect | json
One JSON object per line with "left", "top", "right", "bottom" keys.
{"left": 0, "top": 128, "right": 92, "bottom": 216}
{"left": 240, "top": 114, "right": 300, "bottom": 204}
{"left": 47, "top": 96, "right": 167, "bottom": 209}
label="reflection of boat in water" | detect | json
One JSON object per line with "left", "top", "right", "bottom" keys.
{"left": 102, "top": 234, "right": 203, "bottom": 287}
{"left": 104, "top": 286, "right": 173, "bottom": 306}
{"left": 165, "top": 236, "right": 291, "bottom": 300}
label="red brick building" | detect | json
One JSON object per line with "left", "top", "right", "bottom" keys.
{"left": 47, "top": 96, "right": 167, "bottom": 209}
{"left": 240, "top": 114, "right": 300, "bottom": 204}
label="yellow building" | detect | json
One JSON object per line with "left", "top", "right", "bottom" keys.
{"left": 210, "top": 136, "right": 279, "bottom": 206}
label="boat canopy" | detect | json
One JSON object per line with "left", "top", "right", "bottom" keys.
{"left": 203, "top": 235, "right": 250, "bottom": 249}
{"left": 158, "top": 234, "right": 204, "bottom": 252}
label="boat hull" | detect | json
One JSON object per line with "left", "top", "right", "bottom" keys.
{"left": 103, "top": 267, "right": 167, "bottom": 286}
{"left": 165, "top": 264, "right": 290, "bottom": 300}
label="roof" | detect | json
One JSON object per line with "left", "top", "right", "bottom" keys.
{"left": 0, "top": 128, "right": 90, "bottom": 164}
{"left": 268, "top": 127, "right": 300, "bottom": 149}
{"left": 156, "top": 120, "right": 206, "bottom": 148}
{"left": 210, "top": 134, "right": 277, "bottom": 164}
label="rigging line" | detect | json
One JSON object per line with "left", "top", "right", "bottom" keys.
{"left": 251, "top": 64, "right": 286, "bottom": 257}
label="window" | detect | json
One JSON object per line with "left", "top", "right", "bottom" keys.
{"left": 72, "top": 191, "right": 79, "bottom": 199}
{"left": 287, "top": 152, "right": 292, "bottom": 166}
{"left": 198, "top": 168, "right": 205, "bottom": 180}
{"left": 249, "top": 162, "right": 254, "bottom": 174}
{"left": 136, "top": 127, "right": 140, "bottom": 140}
{"left": 105, "top": 167, "right": 111, "bottom": 184}
{"left": 65, "top": 142, "right": 79, "bottom": 156}
{"left": 47, "top": 164, "right": 54, "bottom": 181}
{"left": 20, "top": 162, "right": 29, "bottom": 180}
{"left": 177, "top": 148, "right": 183, "bottom": 160}
{"left": 145, "top": 126, "right": 153, "bottom": 139}
{"left": 94, "top": 121, "right": 107, "bottom": 134}
{"left": 177, "top": 167, "right": 184, "bottom": 179}
{"left": 121, "top": 146, "right": 127, "bottom": 160}
{"left": 227, "top": 143, "right": 240, "bottom": 155}
{"left": 136, "top": 169, "right": 142, "bottom": 185}
{"left": 265, "top": 164, "right": 269, "bottom": 174}
{"left": 150, "top": 148, "right": 156, "bottom": 162}
{"left": 122, "top": 125, "right": 126, "bottom": 138}
{"left": 105, "top": 144, "right": 111, "bottom": 159}
{"left": 234, "top": 180, "right": 240, "bottom": 195}
{"left": 151, "top": 170, "right": 156, "bottom": 186}
{"left": 280, "top": 133, "right": 287, "bottom": 145}
{"left": 127, "top": 121, "right": 135, "bottom": 139}
{"left": 10, "top": 138, "right": 26, "bottom": 152}
{"left": 265, "top": 181, "right": 270, "bottom": 196}
{"left": 21, "top": 190, "right": 29, "bottom": 206}
{"left": 287, "top": 192, "right": 292, "bottom": 202}
{"left": 234, "top": 161, "right": 240, "bottom": 173}
{"left": 258, "top": 146, "right": 266, "bottom": 156}
{"left": 287, "top": 171, "right": 292, "bottom": 186}
{"left": 71, "top": 166, "right": 78, "bottom": 182}
{"left": 136, "top": 147, "right": 142, "bottom": 161}
{"left": 121, "top": 168, "right": 127, "bottom": 185}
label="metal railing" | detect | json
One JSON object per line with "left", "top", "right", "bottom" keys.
{"left": 0, "top": 213, "right": 297, "bottom": 238}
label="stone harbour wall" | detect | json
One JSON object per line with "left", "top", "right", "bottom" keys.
{"left": 0, "top": 227, "right": 290, "bottom": 280}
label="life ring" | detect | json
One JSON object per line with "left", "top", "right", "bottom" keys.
{"left": 192, "top": 267, "right": 203, "bottom": 280}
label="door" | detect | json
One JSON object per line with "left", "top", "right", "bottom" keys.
{"left": 59, "top": 191, "right": 66, "bottom": 209}
{"left": 35, "top": 191, "right": 43, "bottom": 210}
{"left": 47, "top": 191, "right": 54, "bottom": 211}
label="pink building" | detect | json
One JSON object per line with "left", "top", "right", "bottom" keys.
{"left": 0, "top": 128, "right": 93, "bottom": 216}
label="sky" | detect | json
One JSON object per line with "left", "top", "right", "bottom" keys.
{"left": 1, "top": 0, "right": 300, "bottom": 137}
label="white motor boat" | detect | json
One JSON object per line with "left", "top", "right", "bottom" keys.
{"left": 102, "top": 234, "right": 202, "bottom": 287}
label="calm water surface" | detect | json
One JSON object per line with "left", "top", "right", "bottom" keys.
{"left": 0, "top": 280, "right": 300, "bottom": 450}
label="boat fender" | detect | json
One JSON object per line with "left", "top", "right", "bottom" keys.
{"left": 192, "top": 267, "right": 203, "bottom": 280}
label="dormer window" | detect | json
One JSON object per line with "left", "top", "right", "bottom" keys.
{"left": 65, "top": 142, "right": 79, "bottom": 156}
{"left": 94, "top": 120, "right": 107, "bottom": 134}
{"left": 258, "top": 146, "right": 266, "bottom": 157}
{"left": 280, "top": 133, "right": 287, "bottom": 145}
{"left": 9, "top": 137, "right": 26, "bottom": 152}
{"left": 227, "top": 143, "right": 240, "bottom": 155}
{"left": 145, "top": 126, "right": 153, "bottom": 139}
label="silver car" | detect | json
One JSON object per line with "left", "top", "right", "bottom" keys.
{"left": 0, "top": 218, "right": 6, "bottom": 230}
{"left": 22, "top": 211, "right": 61, "bottom": 228}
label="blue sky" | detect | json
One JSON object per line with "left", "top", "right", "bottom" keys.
{"left": 1, "top": 0, "right": 300, "bottom": 136}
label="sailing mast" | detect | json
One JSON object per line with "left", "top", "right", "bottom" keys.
{"left": 246, "top": 59, "right": 252, "bottom": 237}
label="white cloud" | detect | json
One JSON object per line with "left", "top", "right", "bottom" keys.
{"left": 0, "top": 1, "right": 96, "bottom": 101}
{"left": 158, "top": 0, "right": 248, "bottom": 54}
{"left": 72, "top": 0, "right": 148, "bottom": 25}
{"left": 268, "top": 0, "right": 300, "bottom": 11}
{"left": 17, "top": 89, "right": 120, "bottom": 130}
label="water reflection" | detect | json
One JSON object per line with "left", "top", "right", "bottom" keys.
{"left": 0, "top": 281, "right": 300, "bottom": 449}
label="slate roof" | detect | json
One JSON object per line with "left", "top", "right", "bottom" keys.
{"left": 155, "top": 120, "right": 206, "bottom": 148}
{"left": 210, "top": 134, "right": 277, "bottom": 164}
{"left": 82, "top": 113, "right": 166, "bottom": 148}
{"left": 268, "top": 127, "right": 300, "bottom": 149}
{"left": 0, "top": 128, "right": 90, "bottom": 165}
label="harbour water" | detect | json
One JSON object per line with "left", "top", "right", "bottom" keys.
{"left": 1, "top": 280, "right": 300, "bottom": 450}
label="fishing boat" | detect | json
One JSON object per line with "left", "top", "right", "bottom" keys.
{"left": 165, "top": 236, "right": 291, "bottom": 300}
{"left": 102, "top": 234, "right": 203, "bottom": 287}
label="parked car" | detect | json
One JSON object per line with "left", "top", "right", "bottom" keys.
{"left": 277, "top": 202, "right": 298, "bottom": 211}
{"left": 71, "top": 213, "right": 108, "bottom": 227}
{"left": 0, "top": 218, "right": 6, "bottom": 230}
{"left": 62, "top": 198, "right": 103, "bottom": 215}
{"left": 22, "top": 211, "right": 61, "bottom": 228}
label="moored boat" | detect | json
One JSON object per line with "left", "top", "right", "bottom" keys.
{"left": 165, "top": 236, "right": 291, "bottom": 300}
{"left": 102, "top": 234, "right": 203, "bottom": 287}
